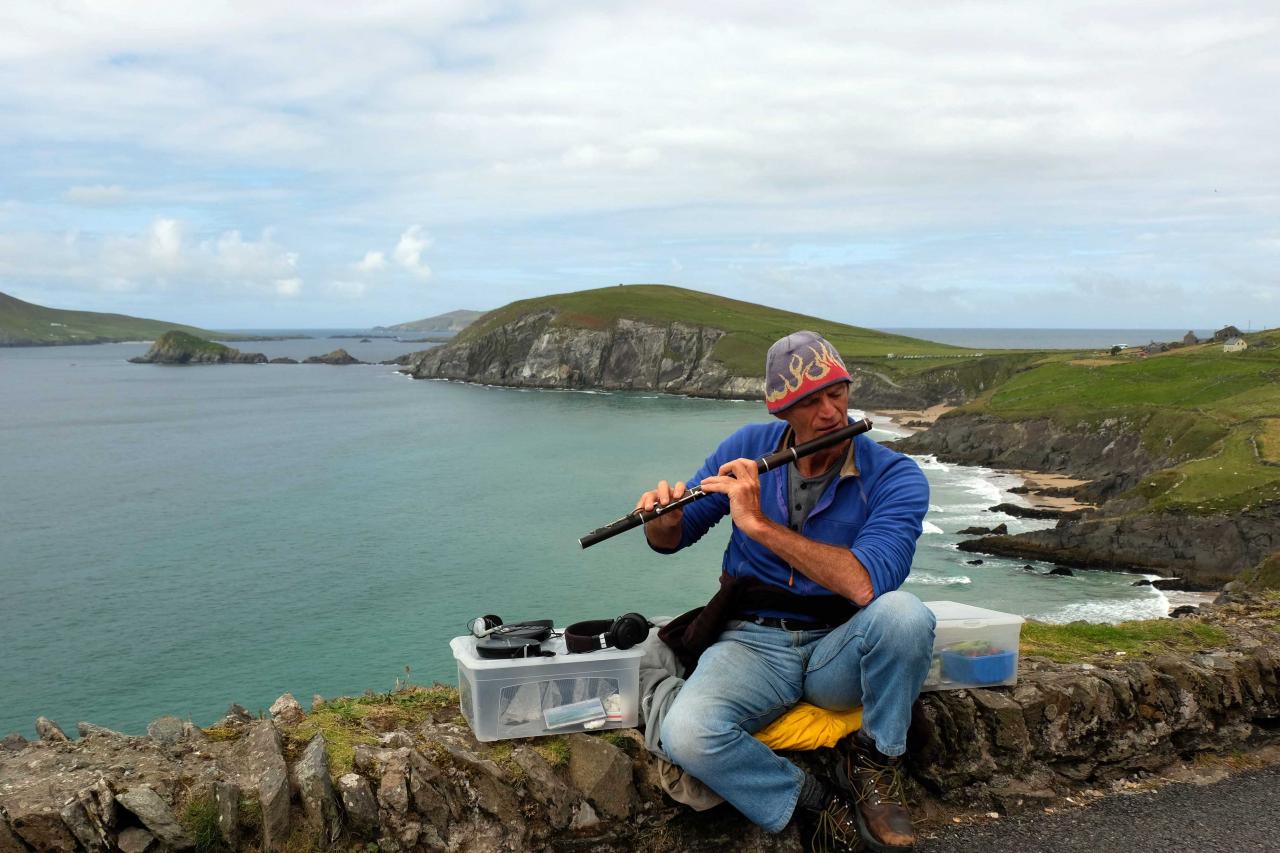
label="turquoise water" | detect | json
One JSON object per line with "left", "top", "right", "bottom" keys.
{"left": 0, "top": 342, "right": 1170, "bottom": 738}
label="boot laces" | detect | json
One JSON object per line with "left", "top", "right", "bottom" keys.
{"left": 853, "top": 751, "right": 907, "bottom": 807}
{"left": 809, "top": 793, "right": 862, "bottom": 853}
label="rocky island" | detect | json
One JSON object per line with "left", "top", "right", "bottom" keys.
{"left": 128, "top": 331, "right": 267, "bottom": 364}
{"left": 302, "top": 348, "right": 364, "bottom": 365}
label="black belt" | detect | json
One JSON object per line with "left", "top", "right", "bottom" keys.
{"left": 749, "top": 615, "right": 831, "bottom": 632}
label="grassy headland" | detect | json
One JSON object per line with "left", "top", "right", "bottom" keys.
{"left": 452, "top": 284, "right": 1046, "bottom": 398}
{"left": 959, "top": 331, "right": 1280, "bottom": 515}
{"left": 0, "top": 290, "right": 252, "bottom": 346}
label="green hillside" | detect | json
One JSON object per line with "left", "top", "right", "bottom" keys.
{"left": 461, "top": 283, "right": 1000, "bottom": 378}
{"left": 964, "top": 331, "right": 1280, "bottom": 513}
{"left": 384, "top": 308, "right": 484, "bottom": 333}
{"left": 0, "top": 291, "right": 230, "bottom": 346}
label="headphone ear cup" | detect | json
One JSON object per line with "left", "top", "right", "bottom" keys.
{"left": 471, "top": 614, "right": 504, "bottom": 638}
{"left": 611, "top": 613, "right": 650, "bottom": 650}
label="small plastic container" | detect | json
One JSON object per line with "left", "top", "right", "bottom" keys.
{"left": 922, "top": 601, "right": 1024, "bottom": 691}
{"left": 450, "top": 633, "right": 643, "bottom": 742}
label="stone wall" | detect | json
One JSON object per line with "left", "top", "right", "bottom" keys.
{"left": 2, "top": 600, "right": 1277, "bottom": 852}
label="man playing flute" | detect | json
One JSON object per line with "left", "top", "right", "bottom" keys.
{"left": 639, "top": 330, "right": 933, "bottom": 852}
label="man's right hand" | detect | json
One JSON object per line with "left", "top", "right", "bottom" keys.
{"left": 637, "top": 480, "right": 686, "bottom": 548}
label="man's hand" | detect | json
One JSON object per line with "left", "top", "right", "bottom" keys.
{"left": 701, "top": 458, "right": 875, "bottom": 605}
{"left": 637, "top": 479, "right": 686, "bottom": 549}
{"left": 697, "top": 458, "right": 769, "bottom": 537}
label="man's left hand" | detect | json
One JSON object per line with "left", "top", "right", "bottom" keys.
{"left": 698, "top": 458, "right": 770, "bottom": 536}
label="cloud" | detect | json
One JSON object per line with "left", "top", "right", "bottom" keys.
{"left": 354, "top": 250, "right": 387, "bottom": 272}
{"left": 0, "top": 218, "right": 303, "bottom": 298}
{"left": 329, "top": 280, "right": 368, "bottom": 298}
{"left": 393, "top": 225, "right": 431, "bottom": 279}
{"left": 2, "top": 3, "right": 1279, "bottom": 327}
{"left": 64, "top": 184, "right": 128, "bottom": 205}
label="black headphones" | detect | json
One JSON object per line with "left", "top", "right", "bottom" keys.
{"left": 563, "top": 613, "right": 651, "bottom": 654}
{"left": 468, "top": 616, "right": 556, "bottom": 659}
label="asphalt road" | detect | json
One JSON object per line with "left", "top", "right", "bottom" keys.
{"left": 916, "top": 766, "right": 1280, "bottom": 853}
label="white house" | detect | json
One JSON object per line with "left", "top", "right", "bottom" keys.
{"left": 1223, "top": 337, "right": 1248, "bottom": 353}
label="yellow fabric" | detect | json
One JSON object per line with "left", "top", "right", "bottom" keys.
{"left": 752, "top": 702, "right": 862, "bottom": 751}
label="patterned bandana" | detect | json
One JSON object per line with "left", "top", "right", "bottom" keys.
{"left": 763, "top": 331, "right": 853, "bottom": 413}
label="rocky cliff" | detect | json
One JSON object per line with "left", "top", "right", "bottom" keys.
{"left": 898, "top": 411, "right": 1280, "bottom": 581}
{"left": 3, "top": 599, "right": 1277, "bottom": 852}
{"left": 957, "top": 512, "right": 1280, "bottom": 590}
{"left": 897, "top": 412, "right": 1182, "bottom": 502}
{"left": 406, "top": 313, "right": 764, "bottom": 399}
{"left": 405, "top": 311, "right": 1032, "bottom": 408}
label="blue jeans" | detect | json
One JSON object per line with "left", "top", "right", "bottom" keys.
{"left": 658, "top": 590, "right": 935, "bottom": 833}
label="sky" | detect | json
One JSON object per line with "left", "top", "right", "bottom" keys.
{"left": 1, "top": 1, "right": 1277, "bottom": 330}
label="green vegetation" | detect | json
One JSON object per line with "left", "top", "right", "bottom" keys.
{"left": 461, "top": 283, "right": 995, "bottom": 371}
{"left": 1258, "top": 418, "right": 1280, "bottom": 463}
{"left": 152, "top": 330, "right": 236, "bottom": 357}
{"left": 285, "top": 685, "right": 458, "bottom": 775}
{"left": 1238, "top": 553, "right": 1280, "bottom": 592}
{"left": 0, "top": 290, "right": 237, "bottom": 346}
{"left": 532, "top": 736, "right": 570, "bottom": 767}
{"left": 959, "top": 329, "right": 1280, "bottom": 514}
{"left": 386, "top": 308, "right": 484, "bottom": 332}
{"left": 1020, "top": 618, "right": 1229, "bottom": 663}
{"left": 181, "top": 793, "right": 229, "bottom": 853}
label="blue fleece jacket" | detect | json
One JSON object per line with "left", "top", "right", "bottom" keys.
{"left": 658, "top": 419, "right": 929, "bottom": 612}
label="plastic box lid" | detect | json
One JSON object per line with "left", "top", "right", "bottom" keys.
{"left": 450, "top": 633, "right": 644, "bottom": 670}
{"left": 925, "top": 600, "right": 1026, "bottom": 626}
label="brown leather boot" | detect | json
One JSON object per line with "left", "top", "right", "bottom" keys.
{"left": 836, "top": 731, "right": 916, "bottom": 852}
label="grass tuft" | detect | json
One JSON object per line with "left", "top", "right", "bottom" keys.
{"left": 181, "top": 794, "right": 228, "bottom": 853}
{"left": 1020, "top": 618, "right": 1229, "bottom": 663}
{"left": 532, "top": 736, "right": 570, "bottom": 767}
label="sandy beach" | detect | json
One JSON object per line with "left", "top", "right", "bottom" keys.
{"left": 871, "top": 403, "right": 955, "bottom": 432}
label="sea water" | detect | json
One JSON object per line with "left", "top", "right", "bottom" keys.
{"left": 0, "top": 340, "right": 1172, "bottom": 737}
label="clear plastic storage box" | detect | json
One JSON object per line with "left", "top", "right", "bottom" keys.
{"left": 450, "top": 633, "right": 643, "bottom": 742}
{"left": 922, "top": 601, "right": 1025, "bottom": 692}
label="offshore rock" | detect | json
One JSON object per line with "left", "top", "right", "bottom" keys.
{"left": 302, "top": 348, "right": 363, "bottom": 365}
{"left": 128, "top": 331, "right": 266, "bottom": 365}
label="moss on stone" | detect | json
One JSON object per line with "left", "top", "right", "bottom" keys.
{"left": 284, "top": 685, "right": 460, "bottom": 776}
